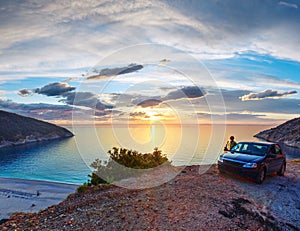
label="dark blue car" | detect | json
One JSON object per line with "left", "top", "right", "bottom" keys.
{"left": 217, "top": 142, "right": 286, "bottom": 184}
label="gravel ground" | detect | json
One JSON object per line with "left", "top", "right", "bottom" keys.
{"left": 1, "top": 161, "right": 299, "bottom": 231}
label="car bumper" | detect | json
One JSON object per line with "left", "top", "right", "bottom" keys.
{"left": 217, "top": 161, "right": 259, "bottom": 179}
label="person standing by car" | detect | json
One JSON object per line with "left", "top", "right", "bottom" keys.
{"left": 224, "top": 136, "right": 237, "bottom": 151}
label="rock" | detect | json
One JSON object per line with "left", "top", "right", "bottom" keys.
{"left": 254, "top": 117, "right": 300, "bottom": 148}
{"left": 0, "top": 110, "right": 73, "bottom": 148}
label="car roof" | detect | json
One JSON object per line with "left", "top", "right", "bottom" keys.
{"left": 238, "top": 141, "right": 277, "bottom": 146}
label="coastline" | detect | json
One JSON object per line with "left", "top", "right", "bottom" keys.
{"left": 0, "top": 177, "right": 78, "bottom": 221}
{"left": 2, "top": 161, "right": 300, "bottom": 230}
{"left": 0, "top": 134, "right": 74, "bottom": 149}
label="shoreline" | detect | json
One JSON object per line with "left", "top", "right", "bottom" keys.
{"left": 0, "top": 135, "right": 74, "bottom": 149}
{"left": 0, "top": 177, "right": 78, "bottom": 221}
{"left": 1, "top": 160, "right": 299, "bottom": 229}
{"left": 0, "top": 176, "right": 80, "bottom": 186}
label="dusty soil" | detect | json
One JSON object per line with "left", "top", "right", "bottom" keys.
{"left": 233, "top": 159, "right": 300, "bottom": 230}
{"left": 1, "top": 160, "right": 299, "bottom": 231}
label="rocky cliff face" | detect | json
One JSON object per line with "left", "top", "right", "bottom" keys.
{"left": 0, "top": 110, "right": 73, "bottom": 148}
{"left": 254, "top": 117, "right": 300, "bottom": 148}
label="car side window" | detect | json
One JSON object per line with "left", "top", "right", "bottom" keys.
{"left": 241, "top": 144, "right": 249, "bottom": 152}
{"left": 270, "top": 145, "right": 276, "bottom": 154}
{"left": 275, "top": 145, "right": 282, "bottom": 155}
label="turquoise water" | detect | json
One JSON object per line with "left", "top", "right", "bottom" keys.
{"left": 0, "top": 125, "right": 299, "bottom": 184}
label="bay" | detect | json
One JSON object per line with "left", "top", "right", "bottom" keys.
{"left": 0, "top": 124, "right": 299, "bottom": 184}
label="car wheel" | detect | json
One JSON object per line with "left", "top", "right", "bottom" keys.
{"left": 256, "top": 168, "right": 266, "bottom": 184}
{"left": 277, "top": 162, "right": 285, "bottom": 176}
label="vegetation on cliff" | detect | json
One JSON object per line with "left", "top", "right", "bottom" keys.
{"left": 0, "top": 110, "right": 73, "bottom": 147}
{"left": 81, "top": 147, "right": 171, "bottom": 189}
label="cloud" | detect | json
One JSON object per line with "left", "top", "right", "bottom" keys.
{"left": 134, "top": 86, "right": 205, "bottom": 108}
{"left": 217, "top": 89, "right": 300, "bottom": 115}
{"left": 158, "top": 59, "right": 171, "bottom": 66}
{"left": 240, "top": 89, "right": 297, "bottom": 101}
{"left": 1, "top": 0, "right": 300, "bottom": 79}
{"left": 34, "top": 82, "right": 76, "bottom": 96}
{"left": 18, "top": 88, "right": 34, "bottom": 97}
{"left": 86, "top": 64, "right": 143, "bottom": 80}
{"left": 18, "top": 81, "right": 113, "bottom": 111}
{"left": 137, "top": 99, "right": 162, "bottom": 108}
{"left": 61, "top": 92, "right": 113, "bottom": 110}
{"left": 278, "top": 1, "right": 298, "bottom": 9}
{"left": 129, "top": 111, "right": 149, "bottom": 120}
{"left": 164, "top": 86, "right": 205, "bottom": 101}
{"left": 0, "top": 99, "right": 77, "bottom": 121}
{"left": 18, "top": 82, "right": 76, "bottom": 97}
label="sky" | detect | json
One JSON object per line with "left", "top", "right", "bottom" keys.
{"left": 0, "top": 0, "right": 299, "bottom": 125}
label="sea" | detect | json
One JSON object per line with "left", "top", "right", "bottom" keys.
{"left": 0, "top": 124, "right": 299, "bottom": 185}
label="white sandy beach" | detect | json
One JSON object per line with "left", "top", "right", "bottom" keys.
{"left": 0, "top": 177, "right": 78, "bottom": 221}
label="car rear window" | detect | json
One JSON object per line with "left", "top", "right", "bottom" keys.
{"left": 231, "top": 143, "right": 268, "bottom": 156}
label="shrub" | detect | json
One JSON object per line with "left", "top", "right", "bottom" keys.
{"left": 77, "top": 183, "right": 89, "bottom": 193}
{"left": 89, "top": 147, "right": 171, "bottom": 185}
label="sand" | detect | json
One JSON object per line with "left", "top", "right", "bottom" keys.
{"left": 0, "top": 177, "right": 78, "bottom": 221}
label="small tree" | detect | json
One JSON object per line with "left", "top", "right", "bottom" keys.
{"left": 89, "top": 147, "right": 171, "bottom": 185}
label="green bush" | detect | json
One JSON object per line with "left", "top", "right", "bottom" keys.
{"left": 89, "top": 147, "right": 171, "bottom": 185}
{"left": 77, "top": 183, "right": 89, "bottom": 193}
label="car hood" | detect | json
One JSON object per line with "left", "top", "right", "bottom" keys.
{"left": 222, "top": 152, "right": 264, "bottom": 163}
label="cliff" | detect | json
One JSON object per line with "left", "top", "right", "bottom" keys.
{"left": 254, "top": 117, "right": 300, "bottom": 148}
{"left": 2, "top": 162, "right": 300, "bottom": 230}
{"left": 0, "top": 110, "right": 73, "bottom": 148}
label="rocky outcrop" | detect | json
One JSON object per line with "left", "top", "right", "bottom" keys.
{"left": 0, "top": 110, "right": 73, "bottom": 148}
{"left": 254, "top": 117, "right": 300, "bottom": 148}
{"left": 2, "top": 164, "right": 298, "bottom": 230}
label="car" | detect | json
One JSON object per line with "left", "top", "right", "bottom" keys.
{"left": 217, "top": 141, "right": 286, "bottom": 184}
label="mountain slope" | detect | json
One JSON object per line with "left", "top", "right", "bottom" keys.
{"left": 0, "top": 110, "right": 73, "bottom": 148}
{"left": 254, "top": 117, "right": 300, "bottom": 148}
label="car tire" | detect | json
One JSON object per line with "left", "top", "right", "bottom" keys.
{"left": 256, "top": 168, "right": 266, "bottom": 184}
{"left": 277, "top": 162, "right": 285, "bottom": 176}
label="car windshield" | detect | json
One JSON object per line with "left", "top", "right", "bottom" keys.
{"left": 231, "top": 143, "right": 269, "bottom": 156}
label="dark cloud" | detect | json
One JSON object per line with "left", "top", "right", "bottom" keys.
{"left": 18, "top": 82, "right": 76, "bottom": 97}
{"left": 87, "top": 63, "right": 143, "bottom": 80}
{"left": 240, "top": 89, "right": 297, "bottom": 101}
{"left": 34, "top": 82, "right": 76, "bottom": 96}
{"left": 18, "top": 88, "right": 33, "bottom": 97}
{"left": 133, "top": 86, "right": 205, "bottom": 108}
{"left": 137, "top": 99, "right": 162, "bottom": 108}
{"left": 61, "top": 92, "right": 113, "bottom": 110}
{"left": 159, "top": 59, "right": 171, "bottom": 66}
{"left": 129, "top": 111, "right": 148, "bottom": 119}
{"left": 18, "top": 81, "right": 113, "bottom": 112}
{"left": 164, "top": 86, "right": 205, "bottom": 101}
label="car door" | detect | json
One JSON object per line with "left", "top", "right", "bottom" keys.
{"left": 273, "top": 144, "right": 285, "bottom": 171}
{"left": 265, "top": 145, "right": 278, "bottom": 173}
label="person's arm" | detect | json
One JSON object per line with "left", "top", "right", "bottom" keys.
{"left": 224, "top": 141, "right": 229, "bottom": 151}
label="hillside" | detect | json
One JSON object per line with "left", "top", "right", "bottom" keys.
{"left": 2, "top": 163, "right": 300, "bottom": 230}
{"left": 254, "top": 117, "right": 300, "bottom": 148}
{"left": 0, "top": 110, "right": 73, "bottom": 148}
